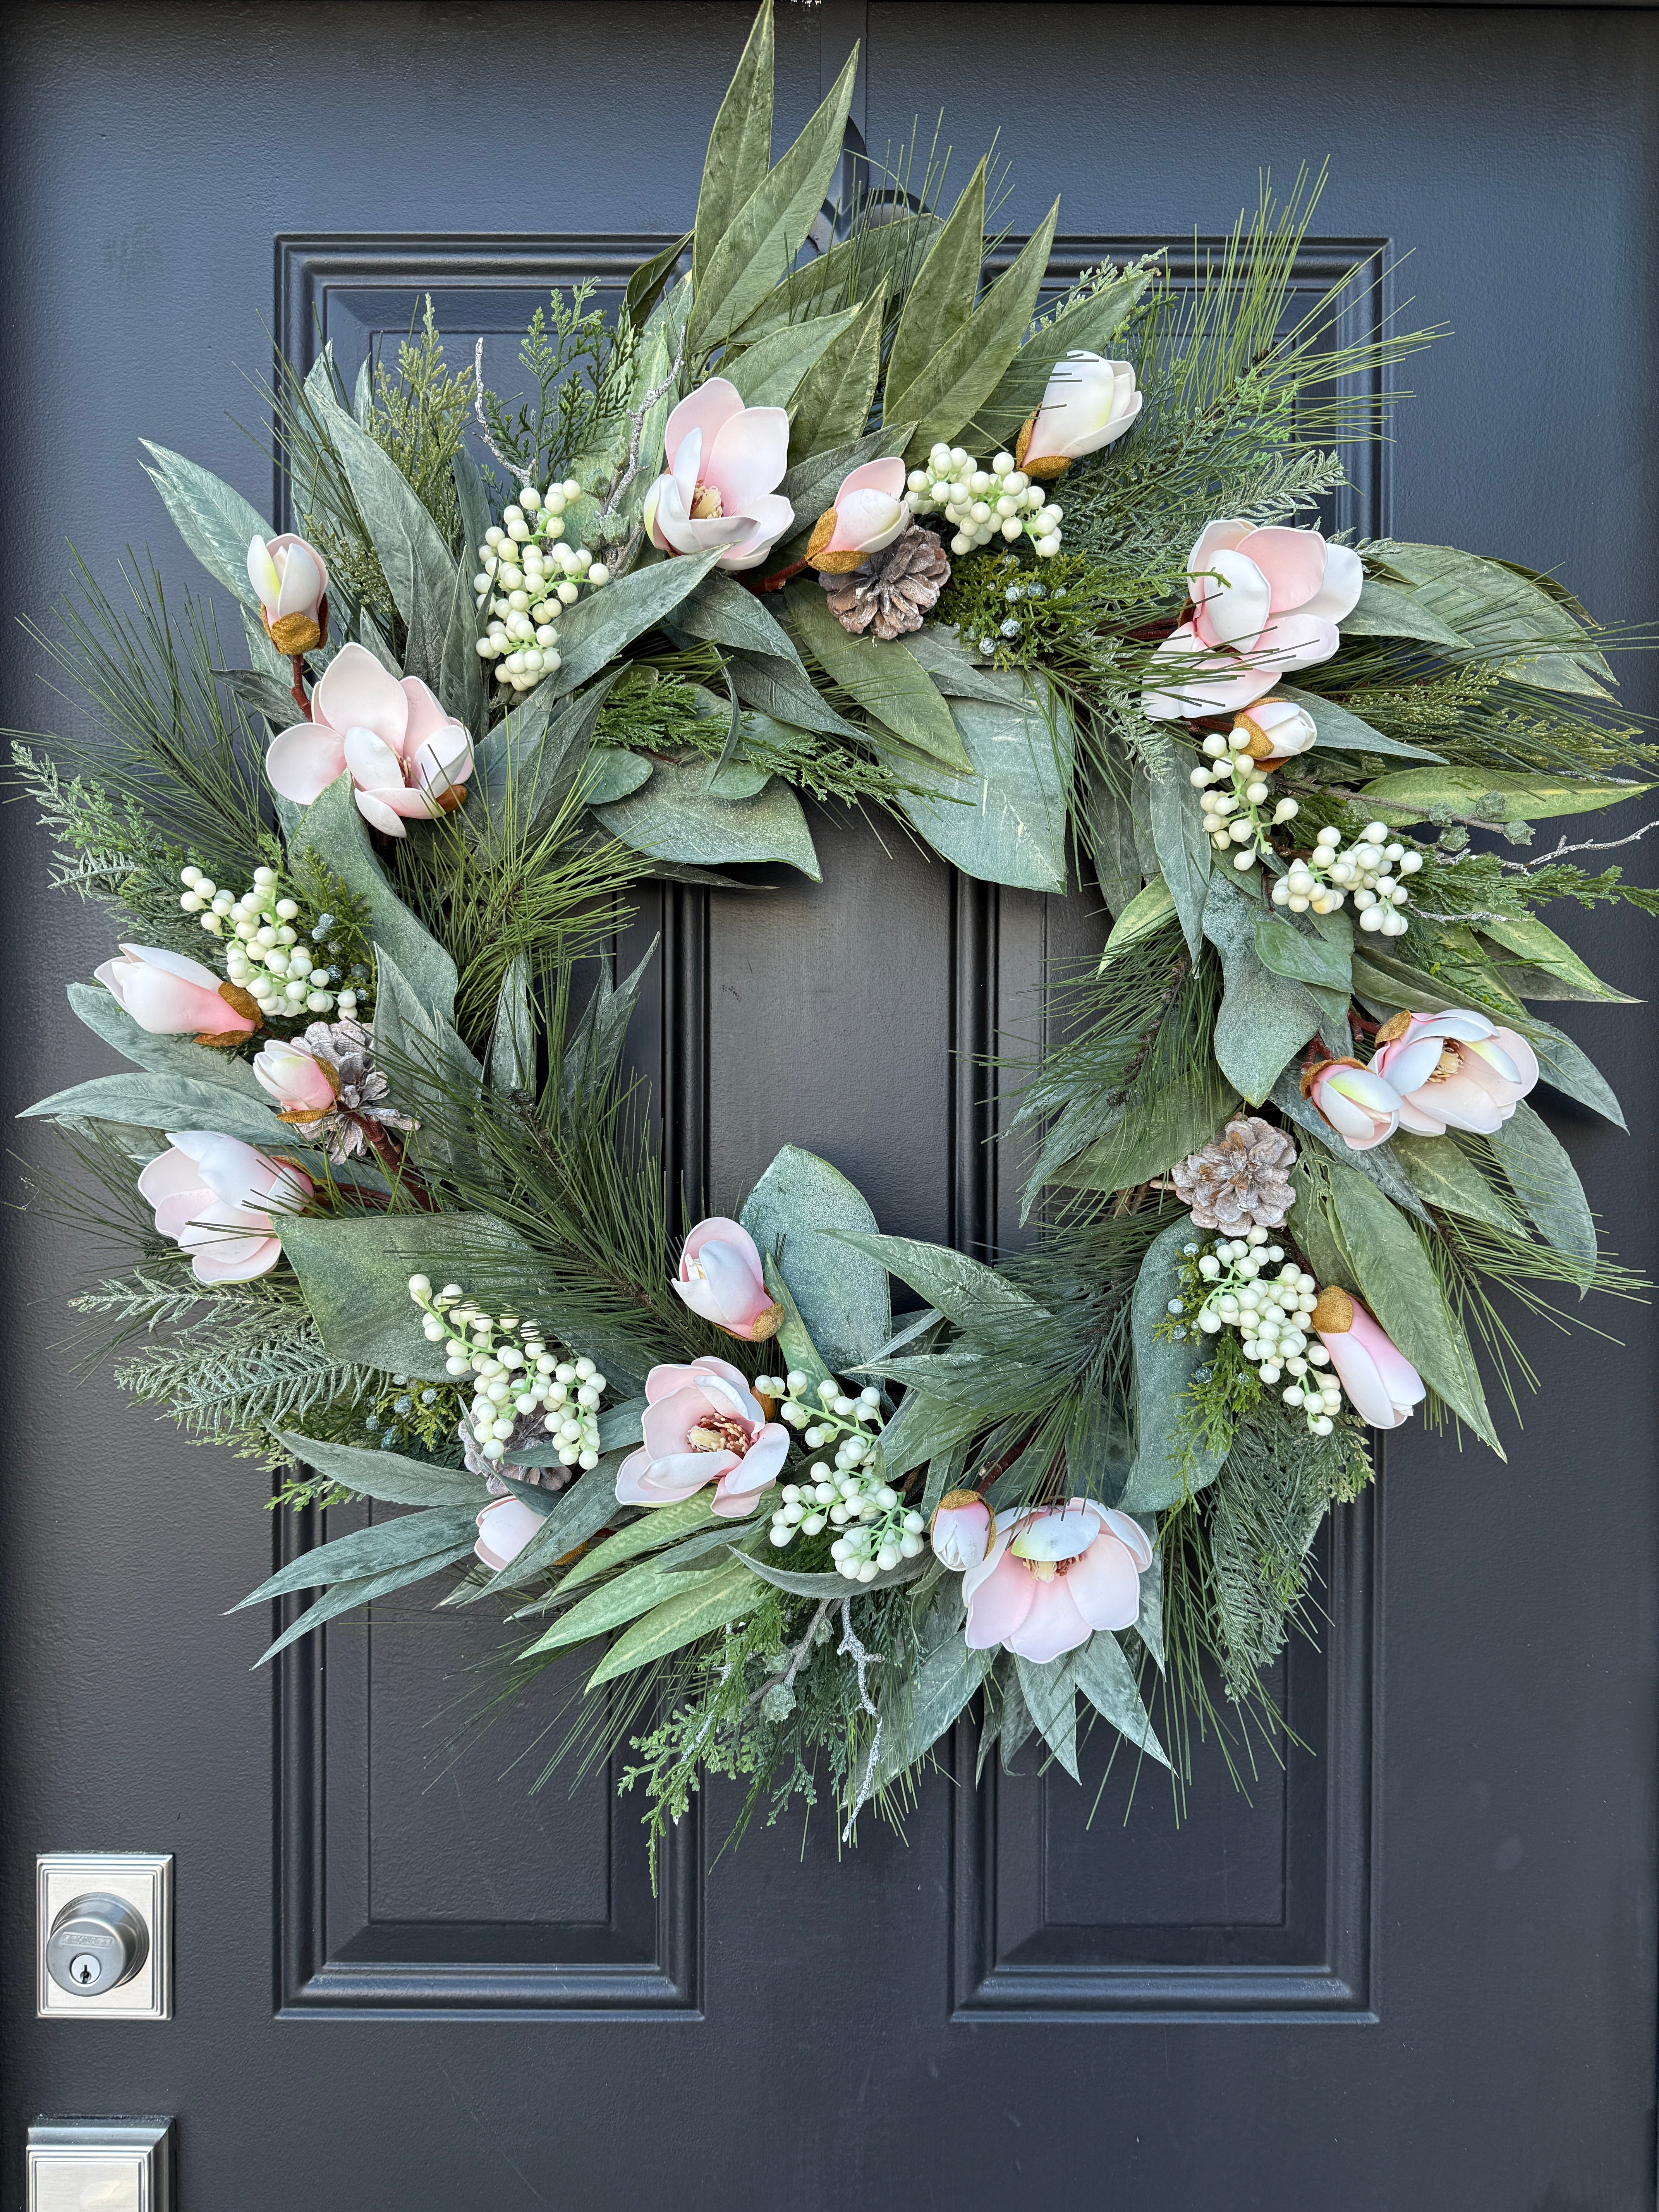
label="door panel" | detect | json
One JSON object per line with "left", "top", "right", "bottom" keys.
{"left": 3, "top": 6, "right": 1656, "bottom": 2207}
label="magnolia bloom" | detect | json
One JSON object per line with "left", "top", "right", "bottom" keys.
{"left": 1017, "top": 351, "right": 1142, "bottom": 477}
{"left": 136, "top": 1130, "right": 311, "bottom": 1284}
{"left": 1369, "top": 1008, "right": 1540, "bottom": 1136}
{"left": 805, "top": 457, "right": 910, "bottom": 573}
{"left": 1233, "top": 696, "right": 1318, "bottom": 764}
{"left": 615, "top": 1355, "right": 788, "bottom": 1518}
{"left": 265, "top": 643, "right": 474, "bottom": 836}
{"left": 1144, "top": 522, "right": 1364, "bottom": 720}
{"left": 246, "top": 532, "right": 328, "bottom": 656}
{"left": 96, "top": 943, "right": 257, "bottom": 1040}
{"left": 670, "top": 1218, "right": 783, "bottom": 1340}
{"left": 1305, "top": 1058, "right": 1403, "bottom": 1151}
{"left": 929, "top": 1490, "right": 993, "bottom": 1572}
{"left": 642, "top": 378, "right": 794, "bottom": 572}
{"left": 1310, "top": 1287, "right": 1425, "bottom": 1429}
{"left": 962, "top": 1499, "right": 1154, "bottom": 1664}
{"left": 252, "top": 1038, "right": 338, "bottom": 1117}
{"left": 474, "top": 1495, "right": 544, "bottom": 1573}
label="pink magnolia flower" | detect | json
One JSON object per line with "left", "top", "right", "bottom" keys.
{"left": 136, "top": 1130, "right": 312, "bottom": 1283}
{"left": 1369, "top": 1009, "right": 1540, "bottom": 1136}
{"left": 1305, "top": 1058, "right": 1403, "bottom": 1151}
{"left": 1018, "top": 351, "right": 1141, "bottom": 475}
{"left": 641, "top": 378, "right": 795, "bottom": 573}
{"left": 96, "top": 943, "right": 258, "bottom": 1040}
{"left": 805, "top": 456, "right": 910, "bottom": 572}
{"left": 265, "top": 642, "right": 474, "bottom": 837}
{"left": 1312, "top": 1288, "right": 1425, "bottom": 1429}
{"left": 1143, "top": 521, "right": 1364, "bottom": 721}
{"left": 474, "top": 1495, "right": 544, "bottom": 1573}
{"left": 616, "top": 1355, "right": 788, "bottom": 1518}
{"left": 246, "top": 532, "right": 328, "bottom": 655}
{"left": 252, "top": 1038, "right": 337, "bottom": 1116}
{"left": 962, "top": 1498, "right": 1154, "bottom": 1663}
{"left": 929, "top": 1491, "right": 993, "bottom": 1572}
{"left": 670, "top": 1218, "right": 782, "bottom": 1340}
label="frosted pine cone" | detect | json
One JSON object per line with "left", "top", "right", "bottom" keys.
{"left": 1172, "top": 1116, "right": 1297, "bottom": 1231}
{"left": 820, "top": 524, "right": 950, "bottom": 639}
{"left": 295, "top": 1018, "right": 417, "bottom": 1163}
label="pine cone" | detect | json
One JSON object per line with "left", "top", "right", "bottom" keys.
{"left": 820, "top": 524, "right": 950, "bottom": 640}
{"left": 1172, "top": 1116, "right": 1298, "bottom": 1231}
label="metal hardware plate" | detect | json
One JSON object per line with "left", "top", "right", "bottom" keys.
{"left": 27, "top": 2119, "right": 173, "bottom": 2212}
{"left": 35, "top": 1855, "right": 173, "bottom": 2021}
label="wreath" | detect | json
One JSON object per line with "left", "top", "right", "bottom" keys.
{"left": 21, "top": 2, "right": 1652, "bottom": 1861}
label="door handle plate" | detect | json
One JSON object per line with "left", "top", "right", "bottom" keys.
{"left": 35, "top": 1856, "right": 172, "bottom": 2021}
{"left": 27, "top": 2119, "right": 173, "bottom": 2212}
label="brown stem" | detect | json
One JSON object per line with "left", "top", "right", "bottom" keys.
{"left": 362, "top": 1120, "right": 438, "bottom": 1211}
{"left": 746, "top": 555, "right": 810, "bottom": 596}
{"left": 289, "top": 656, "right": 311, "bottom": 719}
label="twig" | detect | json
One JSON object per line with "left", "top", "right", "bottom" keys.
{"left": 1498, "top": 818, "right": 1659, "bottom": 867}
{"left": 598, "top": 332, "right": 688, "bottom": 529}
{"left": 748, "top": 1598, "right": 833, "bottom": 1710}
{"left": 838, "top": 1599, "right": 884, "bottom": 1841}
{"left": 472, "top": 337, "right": 534, "bottom": 489}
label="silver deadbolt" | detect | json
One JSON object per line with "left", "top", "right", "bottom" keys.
{"left": 45, "top": 1893, "right": 149, "bottom": 1997}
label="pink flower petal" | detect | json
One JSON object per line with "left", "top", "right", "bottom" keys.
{"left": 1412, "top": 1071, "right": 1509, "bottom": 1133}
{"left": 835, "top": 457, "right": 907, "bottom": 504}
{"left": 1191, "top": 548, "right": 1272, "bottom": 653}
{"left": 1097, "top": 1508, "right": 1154, "bottom": 1573}
{"left": 118, "top": 943, "right": 221, "bottom": 987}
{"left": 1250, "top": 610, "right": 1341, "bottom": 672}
{"left": 1186, "top": 519, "right": 1251, "bottom": 574}
{"left": 661, "top": 381, "right": 744, "bottom": 477}
{"left": 1304, "top": 541, "right": 1365, "bottom": 623}
{"left": 266, "top": 723, "right": 348, "bottom": 805}
{"left": 717, "top": 493, "right": 795, "bottom": 571}
{"left": 1236, "top": 527, "right": 1329, "bottom": 613}
{"left": 474, "top": 1496, "right": 544, "bottom": 1572}
{"left": 1007, "top": 1578, "right": 1092, "bottom": 1662}
{"left": 137, "top": 1146, "right": 203, "bottom": 1209}
{"left": 311, "top": 642, "right": 408, "bottom": 748}
{"left": 116, "top": 967, "right": 241, "bottom": 1035}
{"left": 642, "top": 1383, "right": 719, "bottom": 1459}
{"left": 1348, "top": 1309, "right": 1425, "bottom": 1414}
{"left": 704, "top": 405, "right": 790, "bottom": 510}
{"left": 1065, "top": 1531, "right": 1143, "bottom": 1635}
{"left": 694, "top": 1238, "right": 772, "bottom": 1331}
{"left": 964, "top": 1551, "right": 1038, "bottom": 1651}
{"left": 398, "top": 678, "right": 455, "bottom": 758}
{"left": 272, "top": 536, "right": 325, "bottom": 620}
{"left": 352, "top": 788, "right": 410, "bottom": 837}
{"left": 1373, "top": 1035, "right": 1447, "bottom": 1095}
{"left": 343, "top": 726, "right": 407, "bottom": 793}
{"left": 190, "top": 1232, "right": 283, "bottom": 1283}
{"left": 828, "top": 487, "right": 907, "bottom": 555}
{"left": 1397, "top": 1097, "right": 1447, "bottom": 1134}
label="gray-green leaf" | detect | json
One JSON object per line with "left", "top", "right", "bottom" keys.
{"left": 740, "top": 1143, "right": 891, "bottom": 1370}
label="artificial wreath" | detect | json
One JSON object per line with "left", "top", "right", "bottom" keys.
{"left": 19, "top": 1, "right": 1653, "bottom": 1859}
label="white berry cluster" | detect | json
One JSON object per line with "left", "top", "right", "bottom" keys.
{"left": 473, "top": 482, "right": 612, "bottom": 697}
{"left": 1171, "top": 1230, "right": 1343, "bottom": 1436}
{"left": 1271, "top": 821, "right": 1422, "bottom": 937}
{"left": 407, "top": 1275, "right": 606, "bottom": 1469}
{"left": 1191, "top": 731, "right": 1302, "bottom": 875}
{"left": 179, "top": 864, "right": 362, "bottom": 1019}
{"left": 906, "top": 444, "right": 1063, "bottom": 559}
{"left": 754, "top": 1368, "right": 926, "bottom": 1581}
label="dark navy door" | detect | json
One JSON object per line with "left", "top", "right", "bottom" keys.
{"left": 3, "top": 5, "right": 1656, "bottom": 2206}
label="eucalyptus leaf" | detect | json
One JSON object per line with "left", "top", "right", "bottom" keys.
{"left": 1340, "top": 575, "right": 1467, "bottom": 646}
{"left": 1253, "top": 909, "right": 1352, "bottom": 994}
{"left": 1359, "top": 767, "right": 1651, "bottom": 828}
{"left": 275, "top": 1433, "right": 487, "bottom": 1509}
{"left": 280, "top": 1212, "right": 538, "bottom": 1380}
{"left": 785, "top": 588, "right": 971, "bottom": 773}
{"left": 1073, "top": 1631, "right": 1168, "bottom": 1764}
{"left": 473, "top": 1462, "right": 624, "bottom": 1599}
{"left": 896, "top": 686, "right": 1073, "bottom": 895}
{"left": 317, "top": 404, "right": 458, "bottom": 691}
{"left": 740, "top": 1144, "right": 891, "bottom": 1370}
{"left": 561, "top": 938, "right": 658, "bottom": 1108}
{"left": 725, "top": 647, "right": 867, "bottom": 744}
{"left": 137, "top": 440, "right": 266, "bottom": 607}
{"left": 586, "top": 1558, "right": 757, "bottom": 1687}
{"left": 724, "top": 302, "right": 862, "bottom": 410}
{"left": 1388, "top": 1132, "right": 1520, "bottom": 1229}
{"left": 22, "top": 1070, "right": 290, "bottom": 1149}
{"left": 1148, "top": 754, "right": 1212, "bottom": 959}
{"left": 884, "top": 158, "right": 986, "bottom": 418}
{"left": 488, "top": 955, "right": 535, "bottom": 1097}
{"left": 1203, "top": 874, "right": 1322, "bottom": 1105}
{"left": 905, "top": 624, "right": 1028, "bottom": 706}
{"left": 253, "top": 1546, "right": 476, "bottom": 1666}
{"left": 731, "top": 1549, "right": 925, "bottom": 1601}
{"left": 1368, "top": 540, "right": 1613, "bottom": 698}
{"left": 623, "top": 233, "right": 692, "bottom": 332}
{"left": 1487, "top": 1100, "right": 1598, "bottom": 1266}
{"left": 1116, "top": 1216, "right": 1230, "bottom": 1513}
{"left": 288, "top": 773, "right": 458, "bottom": 1021}
{"left": 546, "top": 547, "right": 722, "bottom": 698}
{"left": 584, "top": 750, "right": 653, "bottom": 805}
{"left": 674, "top": 568, "right": 804, "bottom": 668}
{"left": 67, "top": 982, "right": 263, "bottom": 1094}
{"left": 829, "top": 1229, "right": 1047, "bottom": 1335}
{"left": 691, "top": 0, "right": 774, "bottom": 287}
{"left": 1475, "top": 913, "right": 1636, "bottom": 1003}
{"left": 594, "top": 754, "right": 820, "bottom": 879}
{"left": 1276, "top": 684, "right": 1444, "bottom": 763}
{"left": 1523, "top": 1016, "right": 1626, "bottom": 1128}
{"left": 785, "top": 289, "right": 885, "bottom": 464}
{"left": 232, "top": 1505, "right": 482, "bottom": 1607}
{"left": 519, "top": 1551, "right": 722, "bottom": 1661}
{"left": 865, "top": 1609, "right": 987, "bottom": 1791}
{"left": 1015, "top": 1652, "right": 1080, "bottom": 1779}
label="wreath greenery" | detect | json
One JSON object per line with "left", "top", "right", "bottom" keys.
{"left": 18, "top": 1, "right": 1654, "bottom": 1860}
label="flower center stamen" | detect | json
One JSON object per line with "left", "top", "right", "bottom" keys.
{"left": 686, "top": 1413, "right": 749, "bottom": 1456}
{"left": 689, "top": 483, "right": 724, "bottom": 520}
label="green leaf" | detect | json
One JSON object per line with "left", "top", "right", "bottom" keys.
{"left": 739, "top": 1143, "right": 891, "bottom": 1370}
{"left": 866, "top": 1607, "right": 987, "bottom": 1791}
{"left": 275, "top": 1433, "right": 486, "bottom": 1508}
{"left": 1486, "top": 1100, "right": 1597, "bottom": 1265}
{"left": 138, "top": 441, "right": 266, "bottom": 607}
{"left": 66, "top": 982, "right": 263, "bottom": 1095}
{"left": 252, "top": 1546, "right": 476, "bottom": 1666}
{"left": 451, "top": 446, "right": 491, "bottom": 573}
{"left": 1388, "top": 1132, "right": 1520, "bottom": 1230}
{"left": 973, "top": 264, "right": 1153, "bottom": 453}
{"left": 1358, "top": 767, "right": 1652, "bottom": 828}
{"left": 673, "top": 568, "right": 804, "bottom": 669}
{"left": 1078, "top": 765, "right": 1147, "bottom": 918}
{"left": 1015, "top": 1652, "right": 1080, "bottom": 1779}
{"left": 438, "top": 541, "right": 487, "bottom": 739}
{"left": 1203, "top": 874, "right": 1322, "bottom": 1105}
{"left": 1276, "top": 684, "right": 1444, "bottom": 763}
{"left": 1099, "top": 878, "right": 1176, "bottom": 965}
{"left": 288, "top": 773, "right": 458, "bottom": 1021}
{"left": 369, "top": 946, "right": 481, "bottom": 1176}
{"left": 903, "top": 623, "right": 1025, "bottom": 707}
{"left": 476, "top": 671, "right": 620, "bottom": 848}
{"left": 561, "top": 938, "right": 658, "bottom": 1108}
{"left": 594, "top": 754, "right": 820, "bottom": 879}
{"left": 1041, "top": 1063, "right": 1237, "bottom": 1203}
{"left": 1073, "top": 1630, "right": 1168, "bottom": 1765}
{"left": 585, "top": 750, "right": 653, "bottom": 805}
{"left": 318, "top": 404, "right": 459, "bottom": 692}
{"left": 1340, "top": 575, "right": 1467, "bottom": 646}
{"left": 21, "top": 1069, "right": 290, "bottom": 1149}
{"left": 488, "top": 955, "right": 535, "bottom": 1097}
{"left": 725, "top": 646, "right": 866, "bottom": 744}
{"left": 784, "top": 586, "right": 970, "bottom": 772}
{"left": 556, "top": 1494, "right": 713, "bottom": 1596}
{"left": 887, "top": 199, "right": 1061, "bottom": 463}
{"left": 692, "top": 0, "right": 775, "bottom": 286}
{"left": 896, "top": 686, "right": 1073, "bottom": 894}
{"left": 690, "top": 45, "right": 859, "bottom": 349}
{"left": 1147, "top": 754, "right": 1212, "bottom": 959}
{"left": 585, "top": 1558, "right": 758, "bottom": 1688}
{"left": 625, "top": 234, "right": 692, "bottom": 332}
{"left": 1325, "top": 1162, "right": 1501, "bottom": 1450}
{"left": 1475, "top": 913, "right": 1636, "bottom": 1003}
{"left": 520, "top": 1547, "right": 725, "bottom": 1660}
{"left": 548, "top": 547, "right": 723, "bottom": 699}
{"left": 1270, "top": 1070, "right": 1431, "bottom": 1222}
{"left": 731, "top": 1549, "right": 926, "bottom": 1601}
{"left": 473, "top": 1462, "right": 623, "bottom": 1599}
{"left": 1523, "top": 1016, "right": 1626, "bottom": 1128}
{"left": 723, "top": 302, "right": 862, "bottom": 410}
{"left": 232, "top": 1505, "right": 482, "bottom": 1608}
{"left": 830, "top": 1229, "right": 1047, "bottom": 1336}
{"left": 280, "top": 1211, "right": 537, "bottom": 1380}
{"left": 1253, "top": 908, "right": 1352, "bottom": 994}
{"left": 785, "top": 290, "right": 886, "bottom": 464}
{"left": 1117, "top": 1216, "right": 1231, "bottom": 1513}
{"left": 878, "top": 1391, "right": 986, "bottom": 1484}
{"left": 1370, "top": 541, "right": 1613, "bottom": 698}
{"left": 884, "top": 160, "right": 987, "bottom": 426}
